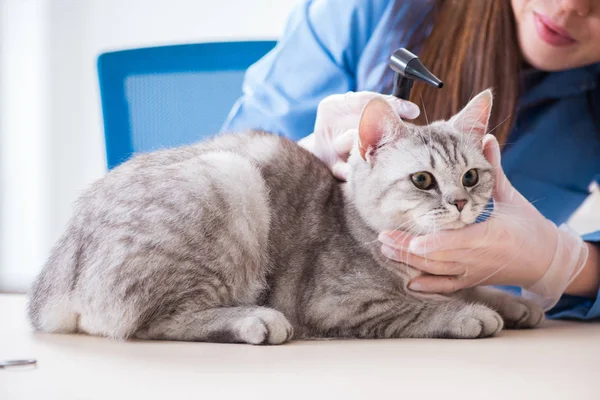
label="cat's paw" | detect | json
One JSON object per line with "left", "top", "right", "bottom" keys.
{"left": 447, "top": 304, "right": 503, "bottom": 338}
{"left": 236, "top": 309, "right": 293, "bottom": 345}
{"left": 495, "top": 297, "right": 544, "bottom": 329}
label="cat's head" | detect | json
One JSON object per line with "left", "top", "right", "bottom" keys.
{"left": 347, "top": 90, "right": 495, "bottom": 235}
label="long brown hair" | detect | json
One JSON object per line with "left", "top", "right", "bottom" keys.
{"left": 391, "top": 1, "right": 522, "bottom": 145}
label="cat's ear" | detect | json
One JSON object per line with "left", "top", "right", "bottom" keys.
{"left": 449, "top": 89, "right": 493, "bottom": 141}
{"left": 358, "top": 97, "right": 407, "bottom": 162}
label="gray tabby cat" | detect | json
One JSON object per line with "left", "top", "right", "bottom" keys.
{"left": 28, "top": 90, "right": 543, "bottom": 344}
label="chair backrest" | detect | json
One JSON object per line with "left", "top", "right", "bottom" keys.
{"left": 97, "top": 41, "right": 277, "bottom": 169}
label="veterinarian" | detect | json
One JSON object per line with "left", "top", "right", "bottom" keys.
{"left": 223, "top": 0, "right": 600, "bottom": 319}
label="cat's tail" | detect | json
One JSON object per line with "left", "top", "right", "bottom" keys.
{"left": 27, "top": 226, "right": 80, "bottom": 333}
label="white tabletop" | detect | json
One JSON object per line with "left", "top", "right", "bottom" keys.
{"left": 1, "top": 294, "right": 599, "bottom": 400}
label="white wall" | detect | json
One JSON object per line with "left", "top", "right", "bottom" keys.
{"left": 0, "top": 0, "right": 298, "bottom": 292}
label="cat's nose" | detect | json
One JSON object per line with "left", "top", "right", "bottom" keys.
{"left": 452, "top": 199, "right": 468, "bottom": 212}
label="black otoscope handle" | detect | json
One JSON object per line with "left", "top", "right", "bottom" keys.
{"left": 392, "top": 74, "right": 414, "bottom": 100}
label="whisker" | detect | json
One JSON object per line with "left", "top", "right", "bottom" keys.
{"left": 420, "top": 94, "right": 434, "bottom": 158}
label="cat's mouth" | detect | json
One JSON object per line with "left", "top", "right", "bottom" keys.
{"left": 426, "top": 213, "right": 471, "bottom": 231}
{"left": 441, "top": 220, "right": 468, "bottom": 230}
{"left": 416, "top": 218, "right": 466, "bottom": 233}
{"left": 419, "top": 211, "right": 477, "bottom": 232}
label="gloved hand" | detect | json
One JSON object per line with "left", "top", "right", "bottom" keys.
{"left": 378, "top": 134, "right": 589, "bottom": 311}
{"left": 298, "top": 91, "right": 420, "bottom": 180}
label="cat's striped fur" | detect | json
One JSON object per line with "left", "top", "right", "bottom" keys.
{"left": 28, "top": 90, "right": 543, "bottom": 344}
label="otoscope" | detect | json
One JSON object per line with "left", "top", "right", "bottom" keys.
{"left": 389, "top": 48, "right": 443, "bottom": 100}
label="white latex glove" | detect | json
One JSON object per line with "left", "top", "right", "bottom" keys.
{"left": 298, "top": 91, "right": 420, "bottom": 180}
{"left": 378, "top": 134, "right": 589, "bottom": 311}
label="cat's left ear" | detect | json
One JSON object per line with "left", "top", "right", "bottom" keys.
{"left": 449, "top": 89, "right": 493, "bottom": 142}
{"left": 358, "top": 97, "right": 407, "bottom": 162}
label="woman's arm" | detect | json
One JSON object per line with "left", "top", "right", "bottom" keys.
{"left": 565, "top": 241, "right": 600, "bottom": 298}
{"left": 221, "top": 0, "right": 393, "bottom": 140}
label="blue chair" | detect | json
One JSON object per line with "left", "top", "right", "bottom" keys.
{"left": 97, "top": 41, "right": 277, "bottom": 169}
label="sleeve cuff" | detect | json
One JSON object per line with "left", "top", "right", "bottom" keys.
{"left": 546, "top": 230, "right": 600, "bottom": 320}
{"left": 582, "top": 230, "right": 600, "bottom": 242}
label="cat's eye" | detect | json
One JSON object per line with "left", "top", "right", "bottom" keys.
{"left": 410, "top": 171, "right": 436, "bottom": 190}
{"left": 462, "top": 169, "right": 479, "bottom": 187}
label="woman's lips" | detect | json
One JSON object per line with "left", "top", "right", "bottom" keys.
{"left": 534, "top": 12, "right": 577, "bottom": 47}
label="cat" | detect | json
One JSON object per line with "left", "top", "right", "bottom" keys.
{"left": 28, "top": 89, "right": 543, "bottom": 344}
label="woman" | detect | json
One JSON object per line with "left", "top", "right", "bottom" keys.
{"left": 223, "top": 0, "right": 600, "bottom": 319}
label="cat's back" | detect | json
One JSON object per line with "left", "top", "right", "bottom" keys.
{"left": 78, "top": 132, "right": 296, "bottom": 238}
{"left": 98, "top": 130, "right": 326, "bottom": 186}
{"left": 109, "top": 130, "right": 335, "bottom": 209}
{"left": 73, "top": 131, "right": 331, "bottom": 233}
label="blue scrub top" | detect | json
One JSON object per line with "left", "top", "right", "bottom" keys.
{"left": 223, "top": 0, "right": 600, "bottom": 319}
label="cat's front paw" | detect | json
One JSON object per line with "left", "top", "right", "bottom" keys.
{"left": 496, "top": 297, "right": 544, "bottom": 329}
{"left": 447, "top": 304, "right": 503, "bottom": 338}
{"left": 236, "top": 309, "right": 293, "bottom": 345}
